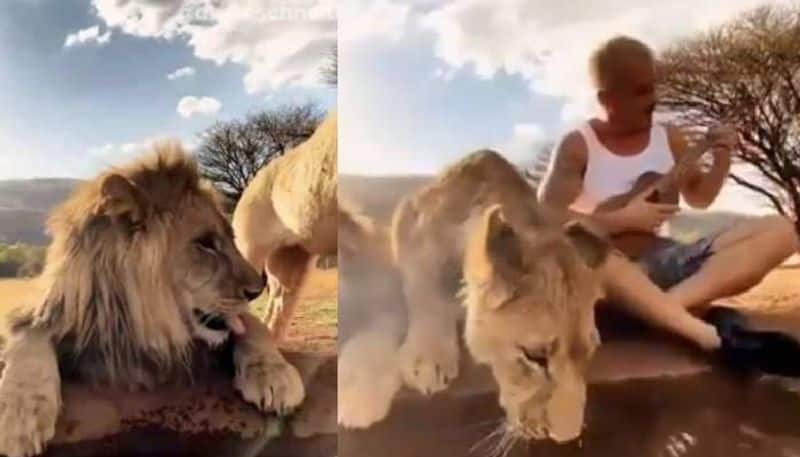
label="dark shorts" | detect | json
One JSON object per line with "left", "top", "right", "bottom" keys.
{"left": 638, "top": 234, "right": 719, "bottom": 290}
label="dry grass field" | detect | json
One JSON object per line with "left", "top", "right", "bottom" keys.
{"left": 0, "top": 266, "right": 339, "bottom": 355}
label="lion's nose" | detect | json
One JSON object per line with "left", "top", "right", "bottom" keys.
{"left": 243, "top": 285, "right": 263, "bottom": 301}
{"left": 242, "top": 272, "right": 267, "bottom": 301}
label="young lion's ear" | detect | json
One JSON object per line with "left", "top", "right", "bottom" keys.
{"left": 98, "top": 174, "right": 148, "bottom": 225}
{"left": 465, "top": 204, "right": 524, "bottom": 310}
{"left": 564, "top": 221, "right": 609, "bottom": 269}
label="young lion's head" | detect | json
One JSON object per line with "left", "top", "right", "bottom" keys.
{"left": 19, "top": 143, "right": 264, "bottom": 383}
{"left": 462, "top": 204, "right": 608, "bottom": 443}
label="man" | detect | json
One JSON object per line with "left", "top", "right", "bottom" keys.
{"left": 538, "top": 36, "right": 799, "bottom": 352}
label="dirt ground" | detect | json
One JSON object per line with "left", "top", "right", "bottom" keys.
{"left": 340, "top": 266, "right": 800, "bottom": 457}
{"left": 247, "top": 265, "right": 338, "bottom": 355}
{"left": 722, "top": 266, "right": 800, "bottom": 336}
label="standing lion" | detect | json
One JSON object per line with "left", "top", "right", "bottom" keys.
{"left": 0, "top": 146, "right": 305, "bottom": 457}
{"left": 232, "top": 110, "right": 337, "bottom": 339}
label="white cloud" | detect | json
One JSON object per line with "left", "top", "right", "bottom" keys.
{"left": 340, "top": 0, "right": 410, "bottom": 43}
{"left": 85, "top": 137, "right": 188, "bottom": 173}
{"left": 176, "top": 96, "right": 222, "bottom": 118}
{"left": 87, "top": 135, "right": 197, "bottom": 159}
{"left": 166, "top": 66, "right": 196, "bottom": 80}
{"left": 87, "top": 140, "right": 149, "bottom": 159}
{"left": 432, "top": 67, "right": 456, "bottom": 81}
{"left": 496, "top": 123, "right": 548, "bottom": 165}
{"left": 64, "top": 25, "right": 112, "bottom": 48}
{"left": 91, "top": 0, "right": 336, "bottom": 93}
{"left": 415, "top": 0, "right": 793, "bottom": 125}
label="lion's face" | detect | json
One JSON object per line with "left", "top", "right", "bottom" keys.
{"left": 98, "top": 160, "right": 266, "bottom": 348}
{"left": 463, "top": 205, "right": 608, "bottom": 443}
{"left": 161, "top": 185, "right": 266, "bottom": 346}
{"left": 38, "top": 148, "right": 266, "bottom": 367}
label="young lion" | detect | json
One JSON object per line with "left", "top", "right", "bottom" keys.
{"left": 391, "top": 149, "right": 609, "bottom": 441}
{"left": 232, "top": 110, "right": 337, "bottom": 340}
{"left": 0, "top": 146, "right": 304, "bottom": 457}
{"left": 338, "top": 150, "right": 609, "bottom": 441}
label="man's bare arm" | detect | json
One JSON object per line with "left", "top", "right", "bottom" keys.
{"left": 537, "top": 131, "right": 627, "bottom": 234}
{"left": 667, "top": 124, "right": 731, "bottom": 209}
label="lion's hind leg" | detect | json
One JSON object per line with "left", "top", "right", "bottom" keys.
{"left": 0, "top": 329, "right": 61, "bottom": 457}
{"left": 264, "top": 245, "right": 313, "bottom": 340}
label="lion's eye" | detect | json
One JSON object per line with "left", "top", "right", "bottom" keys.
{"left": 194, "top": 233, "right": 217, "bottom": 252}
{"left": 519, "top": 345, "right": 549, "bottom": 370}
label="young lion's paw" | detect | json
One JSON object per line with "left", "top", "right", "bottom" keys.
{"left": 338, "top": 331, "right": 402, "bottom": 428}
{"left": 0, "top": 381, "right": 60, "bottom": 457}
{"left": 398, "top": 331, "right": 459, "bottom": 396}
{"left": 235, "top": 355, "right": 305, "bottom": 415}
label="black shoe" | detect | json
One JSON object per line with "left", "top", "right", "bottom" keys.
{"left": 703, "top": 305, "right": 748, "bottom": 340}
{"left": 702, "top": 305, "right": 800, "bottom": 377}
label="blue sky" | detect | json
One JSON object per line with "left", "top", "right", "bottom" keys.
{"left": 0, "top": 0, "right": 336, "bottom": 180}
{"left": 339, "top": 0, "right": 789, "bottom": 215}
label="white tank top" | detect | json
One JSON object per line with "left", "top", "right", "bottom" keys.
{"left": 572, "top": 122, "right": 675, "bottom": 212}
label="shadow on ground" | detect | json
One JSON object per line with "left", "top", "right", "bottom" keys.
{"left": 339, "top": 309, "right": 800, "bottom": 457}
{"left": 36, "top": 351, "right": 337, "bottom": 457}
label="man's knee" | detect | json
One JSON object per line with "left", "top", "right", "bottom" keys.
{"left": 760, "top": 214, "right": 798, "bottom": 251}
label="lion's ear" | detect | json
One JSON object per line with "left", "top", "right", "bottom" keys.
{"left": 564, "top": 221, "right": 609, "bottom": 269}
{"left": 466, "top": 204, "right": 524, "bottom": 310}
{"left": 99, "top": 174, "right": 148, "bottom": 225}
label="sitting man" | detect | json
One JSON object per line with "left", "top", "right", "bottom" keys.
{"left": 538, "top": 35, "right": 799, "bottom": 356}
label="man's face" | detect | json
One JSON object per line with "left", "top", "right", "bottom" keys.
{"left": 599, "top": 59, "right": 657, "bottom": 130}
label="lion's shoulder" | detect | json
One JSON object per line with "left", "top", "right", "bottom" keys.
{"left": 391, "top": 149, "right": 535, "bottom": 249}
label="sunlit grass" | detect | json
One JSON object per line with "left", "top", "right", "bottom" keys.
{"left": 0, "top": 268, "right": 338, "bottom": 354}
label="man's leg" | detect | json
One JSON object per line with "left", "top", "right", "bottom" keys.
{"left": 600, "top": 252, "right": 721, "bottom": 351}
{"left": 667, "top": 215, "right": 798, "bottom": 309}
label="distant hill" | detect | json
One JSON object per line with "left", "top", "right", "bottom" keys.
{"left": 340, "top": 174, "right": 431, "bottom": 223}
{"left": 0, "top": 178, "right": 81, "bottom": 245}
{"left": 340, "top": 173, "right": 753, "bottom": 243}
{"left": 340, "top": 157, "right": 553, "bottom": 221}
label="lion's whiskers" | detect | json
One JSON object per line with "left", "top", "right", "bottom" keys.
{"left": 470, "top": 421, "right": 508, "bottom": 455}
{"left": 469, "top": 421, "right": 521, "bottom": 457}
{"left": 461, "top": 417, "right": 504, "bottom": 431}
{"left": 490, "top": 426, "right": 519, "bottom": 457}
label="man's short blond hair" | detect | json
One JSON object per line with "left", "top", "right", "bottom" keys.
{"left": 589, "top": 36, "right": 654, "bottom": 90}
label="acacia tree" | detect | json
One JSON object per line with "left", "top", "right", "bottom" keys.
{"left": 522, "top": 143, "right": 554, "bottom": 189}
{"left": 196, "top": 119, "right": 264, "bottom": 204}
{"left": 249, "top": 103, "right": 323, "bottom": 157}
{"left": 321, "top": 45, "right": 337, "bottom": 87}
{"left": 197, "top": 103, "right": 323, "bottom": 203}
{"left": 658, "top": 5, "right": 800, "bottom": 229}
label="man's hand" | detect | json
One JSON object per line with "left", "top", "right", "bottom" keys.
{"left": 706, "top": 123, "right": 737, "bottom": 160}
{"left": 669, "top": 123, "right": 732, "bottom": 209}
{"left": 609, "top": 184, "right": 679, "bottom": 233}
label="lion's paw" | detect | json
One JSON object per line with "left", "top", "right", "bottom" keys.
{"left": 235, "top": 357, "right": 305, "bottom": 416}
{"left": 338, "top": 331, "right": 402, "bottom": 428}
{"left": 398, "top": 332, "right": 459, "bottom": 396}
{"left": 0, "top": 382, "right": 59, "bottom": 457}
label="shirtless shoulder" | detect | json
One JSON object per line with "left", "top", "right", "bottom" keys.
{"left": 537, "top": 129, "right": 588, "bottom": 206}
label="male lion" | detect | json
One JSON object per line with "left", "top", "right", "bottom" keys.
{"left": 0, "top": 146, "right": 305, "bottom": 457}
{"left": 390, "top": 150, "right": 609, "bottom": 441}
{"left": 232, "top": 110, "right": 337, "bottom": 339}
